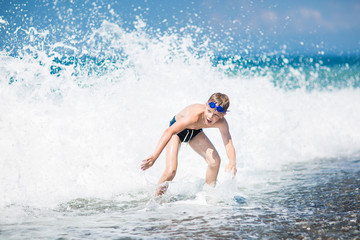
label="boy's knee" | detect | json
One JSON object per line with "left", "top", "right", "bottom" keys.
{"left": 208, "top": 158, "right": 221, "bottom": 169}
{"left": 206, "top": 150, "right": 221, "bottom": 169}
{"left": 165, "top": 168, "right": 177, "bottom": 180}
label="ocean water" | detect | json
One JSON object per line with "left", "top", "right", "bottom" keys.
{"left": 1, "top": 2, "right": 360, "bottom": 239}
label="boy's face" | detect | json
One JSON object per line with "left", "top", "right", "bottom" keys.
{"left": 204, "top": 103, "right": 226, "bottom": 125}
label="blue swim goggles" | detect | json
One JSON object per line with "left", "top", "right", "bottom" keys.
{"left": 208, "top": 102, "right": 226, "bottom": 113}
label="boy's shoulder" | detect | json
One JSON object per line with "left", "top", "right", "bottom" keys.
{"left": 181, "top": 103, "right": 204, "bottom": 113}
{"left": 189, "top": 103, "right": 205, "bottom": 109}
{"left": 177, "top": 104, "right": 204, "bottom": 121}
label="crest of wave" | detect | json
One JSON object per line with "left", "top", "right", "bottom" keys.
{"left": 0, "top": 20, "right": 232, "bottom": 208}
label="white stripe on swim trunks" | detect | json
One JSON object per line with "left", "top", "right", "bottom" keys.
{"left": 183, "top": 129, "right": 194, "bottom": 143}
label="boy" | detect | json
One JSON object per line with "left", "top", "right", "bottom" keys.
{"left": 141, "top": 92, "right": 237, "bottom": 196}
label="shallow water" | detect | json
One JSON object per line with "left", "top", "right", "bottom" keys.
{"left": 1, "top": 157, "right": 358, "bottom": 239}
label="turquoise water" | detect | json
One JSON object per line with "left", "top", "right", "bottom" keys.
{"left": 213, "top": 55, "right": 360, "bottom": 90}
{"left": 1, "top": 1, "right": 360, "bottom": 239}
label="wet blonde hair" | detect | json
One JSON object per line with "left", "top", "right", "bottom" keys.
{"left": 208, "top": 92, "right": 230, "bottom": 113}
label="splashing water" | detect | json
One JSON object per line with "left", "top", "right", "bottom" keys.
{"left": 0, "top": 2, "right": 360, "bottom": 239}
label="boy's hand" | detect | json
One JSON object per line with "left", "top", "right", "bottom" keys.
{"left": 141, "top": 156, "right": 156, "bottom": 171}
{"left": 225, "top": 163, "right": 237, "bottom": 177}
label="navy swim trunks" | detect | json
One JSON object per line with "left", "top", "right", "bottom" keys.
{"left": 169, "top": 116, "right": 203, "bottom": 143}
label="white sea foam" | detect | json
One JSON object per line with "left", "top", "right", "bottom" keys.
{"left": 1, "top": 21, "right": 360, "bottom": 210}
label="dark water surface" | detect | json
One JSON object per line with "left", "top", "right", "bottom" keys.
{"left": 240, "top": 158, "right": 360, "bottom": 239}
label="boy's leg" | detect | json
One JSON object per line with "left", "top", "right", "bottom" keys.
{"left": 156, "top": 134, "right": 181, "bottom": 196}
{"left": 189, "top": 132, "right": 221, "bottom": 186}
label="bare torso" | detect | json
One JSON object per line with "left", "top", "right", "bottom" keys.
{"left": 175, "top": 104, "right": 224, "bottom": 130}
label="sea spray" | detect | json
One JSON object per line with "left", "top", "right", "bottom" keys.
{"left": 1, "top": 1, "right": 359, "bottom": 238}
{"left": 1, "top": 19, "right": 360, "bottom": 211}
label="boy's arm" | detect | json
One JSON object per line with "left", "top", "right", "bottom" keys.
{"left": 219, "top": 120, "right": 237, "bottom": 176}
{"left": 140, "top": 128, "right": 173, "bottom": 170}
{"left": 141, "top": 118, "right": 191, "bottom": 171}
